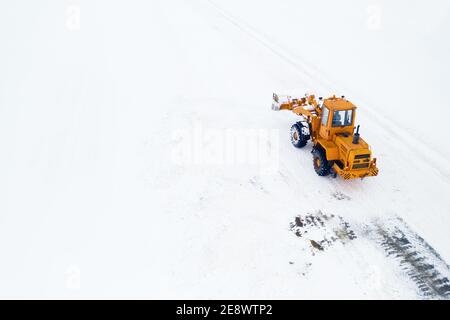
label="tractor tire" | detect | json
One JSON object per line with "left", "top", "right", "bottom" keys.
{"left": 290, "top": 122, "right": 309, "bottom": 148}
{"left": 312, "top": 147, "right": 332, "bottom": 176}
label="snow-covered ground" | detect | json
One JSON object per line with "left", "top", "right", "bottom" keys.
{"left": 0, "top": 0, "right": 449, "bottom": 299}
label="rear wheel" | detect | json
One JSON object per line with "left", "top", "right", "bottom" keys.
{"left": 290, "top": 122, "right": 309, "bottom": 148}
{"left": 312, "top": 147, "right": 332, "bottom": 176}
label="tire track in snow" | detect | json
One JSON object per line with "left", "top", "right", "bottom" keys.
{"left": 372, "top": 218, "right": 450, "bottom": 299}
{"left": 290, "top": 211, "right": 450, "bottom": 299}
{"left": 206, "top": 0, "right": 331, "bottom": 93}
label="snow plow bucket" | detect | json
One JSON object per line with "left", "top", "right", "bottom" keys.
{"left": 271, "top": 93, "right": 297, "bottom": 111}
{"left": 272, "top": 93, "right": 317, "bottom": 112}
{"left": 272, "top": 93, "right": 281, "bottom": 111}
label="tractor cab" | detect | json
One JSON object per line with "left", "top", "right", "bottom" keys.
{"left": 319, "top": 96, "right": 356, "bottom": 140}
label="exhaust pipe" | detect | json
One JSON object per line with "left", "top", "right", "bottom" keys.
{"left": 352, "top": 125, "right": 360, "bottom": 144}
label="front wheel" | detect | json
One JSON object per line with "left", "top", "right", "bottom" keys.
{"left": 312, "top": 147, "right": 332, "bottom": 176}
{"left": 290, "top": 123, "right": 309, "bottom": 148}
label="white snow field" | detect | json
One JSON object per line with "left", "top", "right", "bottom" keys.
{"left": 0, "top": 0, "right": 449, "bottom": 299}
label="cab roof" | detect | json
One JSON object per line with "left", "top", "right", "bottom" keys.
{"left": 323, "top": 96, "right": 356, "bottom": 111}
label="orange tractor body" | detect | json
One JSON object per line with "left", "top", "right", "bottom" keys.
{"left": 272, "top": 93, "right": 378, "bottom": 179}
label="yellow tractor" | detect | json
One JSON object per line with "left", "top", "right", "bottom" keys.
{"left": 272, "top": 93, "right": 378, "bottom": 179}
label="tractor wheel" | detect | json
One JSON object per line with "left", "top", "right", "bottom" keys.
{"left": 312, "top": 147, "right": 332, "bottom": 176}
{"left": 290, "top": 122, "right": 309, "bottom": 148}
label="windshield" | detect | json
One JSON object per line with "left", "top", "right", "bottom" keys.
{"left": 332, "top": 110, "right": 353, "bottom": 127}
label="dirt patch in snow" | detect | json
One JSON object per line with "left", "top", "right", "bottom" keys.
{"left": 289, "top": 211, "right": 357, "bottom": 252}
{"left": 331, "top": 191, "right": 351, "bottom": 201}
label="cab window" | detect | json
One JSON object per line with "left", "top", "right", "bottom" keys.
{"left": 332, "top": 110, "right": 353, "bottom": 127}
{"left": 321, "top": 107, "right": 329, "bottom": 126}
